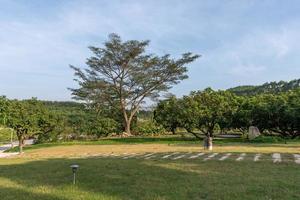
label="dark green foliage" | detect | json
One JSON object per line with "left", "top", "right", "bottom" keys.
{"left": 41, "top": 100, "right": 122, "bottom": 139}
{"left": 35, "top": 110, "right": 64, "bottom": 143}
{"left": 62, "top": 110, "right": 120, "bottom": 139}
{"left": 228, "top": 78, "right": 300, "bottom": 96}
{"left": 133, "top": 120, "right": 165, "bottom": 135}
{"left": 155, "top": 87, "right": 300, "bottom": 140}
{"left": 81, "top": 115, "right": 119, "bottom": 138}
{"left": 154, "top": 96, "right": 181, "bottom": 134}
{"left": 249, "top": 135, "right": 286, "bottom": 143}
{"left": 231, "top": 89, "right": 300, "bottom": 138}
{"left": 42, "top": 101, "right": 84, "bottom": 110}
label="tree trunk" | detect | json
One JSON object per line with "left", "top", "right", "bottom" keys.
{"left": 171, "top": 127, "right": 176, "bottom": 135}
{"left": 125, "top": 124, "right": 131, "bottom": 135}
{"left": 203, "top": 135, "right": 213, "bottom": 150}
{"left": 124, "top": 120, "right": 132, "bottom": 135}
{"left": 207, "top": 136, "right": 213, "bottom": 151}
{"left": 18, "top": 136, "right": 23, "bottom": 154}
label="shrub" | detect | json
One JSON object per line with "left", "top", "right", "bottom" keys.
{"left": 86, "top": 117, "right": 120, "bottom": 137}
{"left": 249, "top": 135, "right": 285, "bottom": 143}
{"left": 133, "top": 120, "right": 165, "bottom": 135}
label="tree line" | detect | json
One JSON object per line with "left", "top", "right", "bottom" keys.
{"left": 154, "top": 88, "right": 300, "bottom": 149}
{"left": 228, "top": 79, "right": 300, "bottom": 96}
{"left": 0, "top": 97, "right": 123, "bottom": 153}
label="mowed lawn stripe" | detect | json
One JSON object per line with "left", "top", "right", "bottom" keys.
{"left": 189, "top": 152, "right": 205, "bottom": 159}
{"left": 204, "top": 153, "right": 219, "bottom": 161}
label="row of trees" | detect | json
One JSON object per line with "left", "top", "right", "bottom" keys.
{"left": 0, "top": 97, "right": 124, "bottom": 153}
{"left": 228, "top": 78, "right": 300, "bottom": 96}
{"left": 154, "top": 88, "right": 300, "bottom": 149}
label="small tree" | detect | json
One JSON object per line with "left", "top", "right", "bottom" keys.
{"left": 179, "top": 88, "right": 238, "bottom": 150}
{"left": 70, "top": 33, "right": 199, "bottom": 135}
{"left": 5, "top": 99, "right": 40, "bottom": 153}
{"left": 4, "top": 99, "right": 58, "bottom": 153}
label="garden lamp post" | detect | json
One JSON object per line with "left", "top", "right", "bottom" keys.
{"left": 70, "top": 164, "right": 79, "bottom": 185}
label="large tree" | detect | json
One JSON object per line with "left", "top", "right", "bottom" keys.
{"left": 70, "top": 33, "right": 199, "bottom": 134}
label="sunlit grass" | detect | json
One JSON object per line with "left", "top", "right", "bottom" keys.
{"left": 6, "top": 142, "right": 299, "bottom": 159}
{"left": 6, "top": 135, "right": 300, "bottom": 156}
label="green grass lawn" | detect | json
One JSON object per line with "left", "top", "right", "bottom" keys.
{"left": 6, "top": 135, "right": 300, "bottom": 154}
{"left": 1, "top": 136, "right": 300, "bottom": 199}
{"left": 0, "top": 157, "right": 299, "bottom": 200}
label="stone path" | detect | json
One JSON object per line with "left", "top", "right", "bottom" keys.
{"left": 142, "top": 153, "right": 155, "bottom": 158}
{"left": 89, "top": 152, "right": 300, "bottom": 164}
{"left": 162, "top": 152, "right": 179, "bottom": 159}
{"left": 236, "top": 153, "right": 246, "bottom": 161}
{"left": 272, "top": 153, "right": 282, "bottom": 163}
{"left": 122, "top": 153, "right": 139, "bottom": 159}
{"left": 293, "top": 154, "right": 300, "bottom": 164}
{"left": 172, "top": 154, "right": 188, "bottom": 160}
{"left": 189, "top": 152, "right": 205, "bottom": 159}
{"left": 0, "top": 142, "right": 299, "bottom": 165}
{"left": 203, "top": 153, "right": 219, "bottom": 161}
{"left": 219, "top": 153, "right": 232, "bottom": 161}
{"left": 254, "top": 154, "right": 261, "bottom": 162}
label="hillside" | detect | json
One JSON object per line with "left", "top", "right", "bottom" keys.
{"left": 228, "top": 79, "right": 300, "bottom": 95}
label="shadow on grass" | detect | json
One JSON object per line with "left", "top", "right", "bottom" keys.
{"left": 0, "top": 157, "right": 299, "bottom": 200}
{"left": 0, "top": 186, "right": 68, "bottom": 200}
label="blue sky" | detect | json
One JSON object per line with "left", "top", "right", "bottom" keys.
{"left": 0, "top": 0, "right": 300, "bottom": 101}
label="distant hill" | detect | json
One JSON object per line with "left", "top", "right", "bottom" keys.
{"left": 227, "top": 79, "right": 300, "bottom": 96}
{"left": 40, "top": 100, "right": 84, "bottom": 113}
